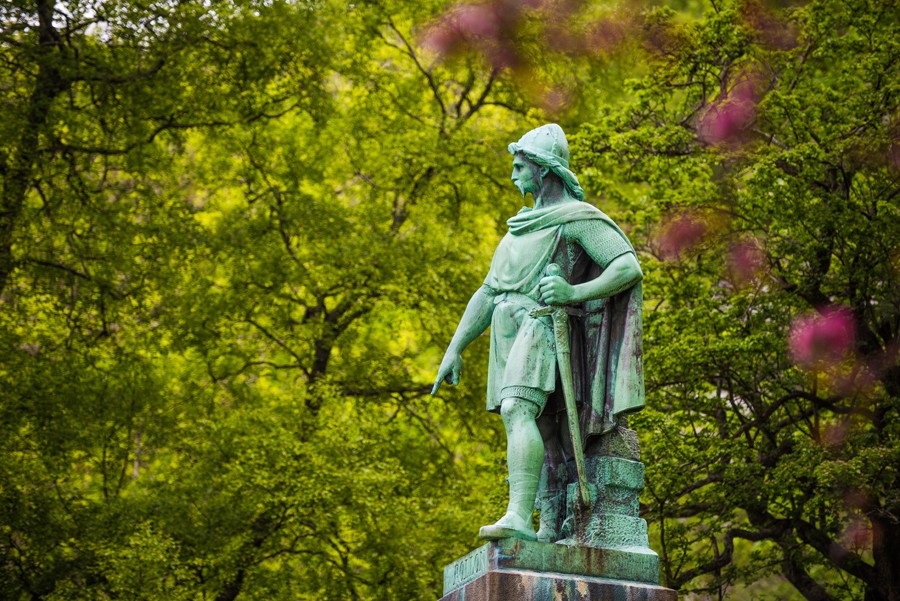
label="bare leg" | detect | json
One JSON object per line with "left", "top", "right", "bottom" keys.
{"left": 479, "top": 396, "right": 543, "bottom": 541}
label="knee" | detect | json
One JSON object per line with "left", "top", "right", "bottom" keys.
{"left": 500, "top": 397, "right": 540, "bottom": 424}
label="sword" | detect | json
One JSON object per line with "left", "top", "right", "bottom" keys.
{"left": 531, "top": 263, "right": 591, "bottom": 507}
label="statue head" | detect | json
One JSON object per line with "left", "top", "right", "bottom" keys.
{"left": 510, "top": 152, "right": 544, "bottom": 198}
{"left": 508, "top": 124, "right": 585, "bottom": 201}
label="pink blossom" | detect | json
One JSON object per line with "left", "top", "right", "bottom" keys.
{"left": 485, "top": 42, "right": 521, "bottom": 70}
{"left": 421, "top": 2, "right": 524, "bottom": 69}
{"left": 728, "top": 238, "right": 765, "bottom": 285}
{"left": 820, "top": 419, "right": 850, "bottom": 447}
{"left": 788, "top": 306, "right": 856, "bottom": 370}
{"left": 658, "top": 212, "right": 710, "bottom": 260}
{"left": 455, "top": 3, "right": 500, "bottom": 39}
{"left": 841, "top": 518, "right": 871, "bottom": 550}
{"left": 698, "top": 77, "right": 761, "bottom": 146}
{"left": 540, "top": 88, "right": 570, "bottom": 114}
{"left": 586, "top": 17, "right": 629, "bottom": 55}
{"left": 421, "top": 3, "right": 501, "bottom": 59}
{"left": 421, "top": 23, "right": 464, "bottom": 57}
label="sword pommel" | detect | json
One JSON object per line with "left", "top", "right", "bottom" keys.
{"left": 545, "top": 263, "right": 563, "bottom": 278}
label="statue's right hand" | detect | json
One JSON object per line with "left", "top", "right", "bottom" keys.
{"left": 431, "top": 352, "right": 462, "bottom": 395}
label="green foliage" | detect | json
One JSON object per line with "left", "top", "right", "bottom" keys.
{"left": 573, "top": 0, "right": 899, "bottom": 599}
{"left": 2, "top": 0, "right": 897, "bottom": 600}
{"left": 1, "top": 1, "right": 529, "bottom": 599}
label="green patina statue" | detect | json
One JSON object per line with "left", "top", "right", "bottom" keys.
{"left": 432, "top": 124, "right": 645, "bottom": 545}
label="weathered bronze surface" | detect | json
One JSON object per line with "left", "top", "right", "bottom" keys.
{"left": 440, "top": 539, "right": 675, "bottom": 600}
{"left": 433, "top": 124, "right": 648, "bottom": 547}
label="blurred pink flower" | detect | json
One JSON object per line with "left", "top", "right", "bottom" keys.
{"left": 658, "top": 212, "right": 710, "bottom": 260}
{"left": 820, "top": 419, "right": 850, "bottom": 447}
{"left": 540, "top": 88, "right": 570, "bottom": 114}
{"left": 421, "top": 24, "right": 464, "bottom": 57}
{"left": 586, "top": 16, "right": 630, "bottom": 55}
{"left": 421, "top": 3, "right": 502, "bottom": 59}
{"left": 485, "top": 42, "right": 522, "bottom": 70}
{"left": 421, "top": 2, "right": 525, "bottom": 70}
{"left": 698, "top": 77, "right": 761, "bottom": 146}
{"left": 455, "top": 3, "right": 501, "bottom": 38}
{"left": 841, "top": 517, "right": 871, "bottom": 550}
{"left": 789, "top": 306, "right": 856, "bottom": 370}
{"left": 728, "top": 238, "right": 765, "bottom": 285}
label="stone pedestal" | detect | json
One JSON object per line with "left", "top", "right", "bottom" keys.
{"left": 440, "top": 428, "right": 676, "bottom": 600}
{"left": 440, "top": 570, "right": 677, "bottom": 601}
{"left": 440, "top": 539, "right": 676, "bottom": 601}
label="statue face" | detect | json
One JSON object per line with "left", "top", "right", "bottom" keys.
{"left": 511, "top": 153, "right": 541, "bottom": 198}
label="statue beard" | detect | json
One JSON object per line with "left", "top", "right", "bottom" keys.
{"left": 514, "top": 180, "right": 527, "bottom": 197}
{"left": 515, "top": 174, "right": 542, "bottom": 198}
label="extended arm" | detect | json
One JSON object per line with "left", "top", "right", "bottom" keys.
{"left": 540, "top": 252, "right": 643, "bottom": 305}
{"left": 431, "top": 285, "right": 497, "bottom": 394}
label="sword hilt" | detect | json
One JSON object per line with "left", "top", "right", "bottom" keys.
{"left": 529, "top": 263, "right": 585, "bottom": 318}
{"left": 545, "top": 263, "right": 563, "bottom": 278}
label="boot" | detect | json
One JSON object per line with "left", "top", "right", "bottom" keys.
{"left": 534, "top": 444, "right": 567, "bottom": 543}
{"left": 478, "top": 472, "right": 539, "bottom": 541}
{"left": 535, "top": 491, "right": 564, "bottom": 542}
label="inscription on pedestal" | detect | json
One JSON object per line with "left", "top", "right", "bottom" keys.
{"left": 443, "top": 544, "right": 490, "bottom": 592}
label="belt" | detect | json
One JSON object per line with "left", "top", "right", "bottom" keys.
{"left": 494, "top": 291, "right": 587, "bottom": 318}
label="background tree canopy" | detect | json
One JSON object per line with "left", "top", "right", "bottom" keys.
{"left": 0, "top": 1, "right": 897, "bottom": 600}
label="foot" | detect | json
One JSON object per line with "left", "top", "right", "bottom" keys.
{"left": 535, "top": 492, "right": 563, "bottom": 543}
{"left": 478, "top": 513, "right": 537, "bottom": 542}
{"left": 535, "top": 523, "right": 556, "bottom": 543}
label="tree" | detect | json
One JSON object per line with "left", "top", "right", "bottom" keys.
{"left": 568, "top": 0, "right": 899, "bottom": 599}
{"left": 4, "top": 0, "right": 897, "bottom": 599}
{"left": 1, "top": 0, "right": 539, "bottom": 599}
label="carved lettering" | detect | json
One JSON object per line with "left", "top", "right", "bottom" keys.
{"left": 443, "top": 545, "right": 489, "bottom": 593}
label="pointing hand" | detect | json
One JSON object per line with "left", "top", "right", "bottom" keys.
{"left": 432, "top": 352, "right": 463, "bottom": 395}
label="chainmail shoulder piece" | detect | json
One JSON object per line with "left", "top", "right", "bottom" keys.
{"left": 565, "top": 218, "right": 633, "bottom": 269}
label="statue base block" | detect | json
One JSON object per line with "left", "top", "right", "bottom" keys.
{"left": 441, "top": 539, "right": 675, "bottom": 600}
{"left": 439, "top": 569, "right": 676, "bottom": 601}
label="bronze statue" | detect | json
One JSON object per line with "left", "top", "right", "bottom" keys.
{"left": 433, "top": 124, "right": 645, "bottom": 543}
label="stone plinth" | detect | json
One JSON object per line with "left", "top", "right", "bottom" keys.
{"left": 440, "top": 568, "right": 676, "bottom": 601}
{"left": 441, "top": 539, "right": 675, "bottom": 600}
{"left": 561, "top": 456, "right": 651, "bottom": 550}
{"left": 439, "top": 428, "right": 676, "bottom": 600}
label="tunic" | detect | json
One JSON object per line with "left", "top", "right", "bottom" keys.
{"left": 482, "top": 201, "right": 643, "bottom": 439}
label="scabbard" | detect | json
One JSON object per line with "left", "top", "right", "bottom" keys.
{"left": 550, "top": 306, "right": 592, "bottom": 507}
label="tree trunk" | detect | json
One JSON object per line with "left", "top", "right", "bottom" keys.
{"left": 0, "top": 0, "right": 69, "bottom": 295}
{"left": 868, "top": 517, "right": 900, "bottom": 601}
